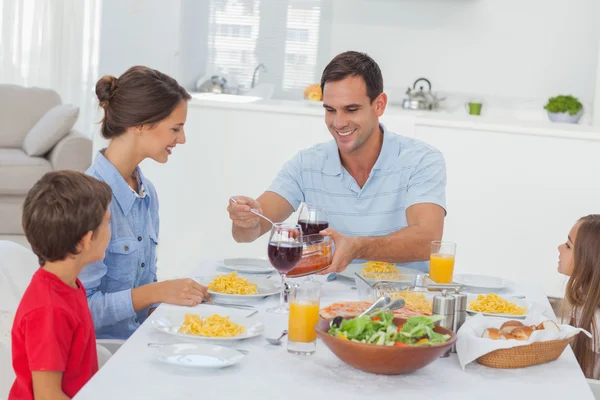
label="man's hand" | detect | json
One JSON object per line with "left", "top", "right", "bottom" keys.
{"left": 227, "top": 196, "right": 262, "bottom": 229}
{"left": 319, "top": 228, "right": 360, "bottom": 274}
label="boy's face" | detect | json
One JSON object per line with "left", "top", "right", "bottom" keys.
{"left": 88, "top": 208, "right": 112, "bottom": 263}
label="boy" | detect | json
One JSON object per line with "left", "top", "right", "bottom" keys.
{"left": 9, "top": 171, "right": 112, "bottom": 399}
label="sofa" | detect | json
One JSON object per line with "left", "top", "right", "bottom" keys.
{"left": 0, "top": 84, "right": 92, "bottom": 234}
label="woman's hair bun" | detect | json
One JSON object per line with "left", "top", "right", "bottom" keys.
{"left": 96, "top": 75, "right": 118, "bottom": 108}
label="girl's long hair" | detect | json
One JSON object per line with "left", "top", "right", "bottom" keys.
{"left": 565, "top": 214, "right": 600, "bottom": 378}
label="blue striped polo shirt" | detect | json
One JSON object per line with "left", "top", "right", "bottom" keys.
{"left": 267, "top": 124, "right": 446, "bottom": 272}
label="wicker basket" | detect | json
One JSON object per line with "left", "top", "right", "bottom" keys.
{"left": 476, "top": 337, "right": 574, "bottom": 369}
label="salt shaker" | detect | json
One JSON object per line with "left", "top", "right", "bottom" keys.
{"left": 432, "top": 289, "right": 455, "bottom": 358}
{"left": 451, "top": 290, "right": 468, "bottom": 353}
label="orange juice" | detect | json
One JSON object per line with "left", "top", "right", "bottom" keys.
{"left": 429, "top": 253, "right": 455, "bottom": 283}
{"left": 288, "top": 301, "right": 320, "bottom": 342}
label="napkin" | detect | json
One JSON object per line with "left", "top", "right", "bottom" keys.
{"left": 456, "top": 312, "right": 591, "bottom": 369}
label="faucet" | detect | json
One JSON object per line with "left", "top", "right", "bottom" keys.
{"left": 251, "top": 63, "right": 267, "bottom": 89}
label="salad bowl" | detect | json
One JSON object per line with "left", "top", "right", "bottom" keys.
{"left": 316, "top": 314, "right": 457, "bottom": 375}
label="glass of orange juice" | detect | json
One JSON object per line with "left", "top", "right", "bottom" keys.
{"left": 429, "top": 241, "right": 456, "bottom": 284}
{"left": 287, "top": 280, "right": 321, "bottom": 355}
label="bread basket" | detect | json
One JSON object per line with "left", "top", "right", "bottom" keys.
{"left": 476, "top": 336, "right": 574, "bottom": 368}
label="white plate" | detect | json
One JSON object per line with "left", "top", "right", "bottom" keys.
{"left": 151, "top": 311, "right": 265, "bottom": 341}
{"left": 466, "top": 295, "right": 533, "bottom": 319}
{"left": 454, "top": 274, "right": 513, "bottom": 292}
{"left": 153, "top": 343, "right": 244, "bottom": 368}
{"left": 193, "top": 275, "right": 280, "bottom": 301}
{"left": 218, "top": 258, "right": 275, "bottom": 274}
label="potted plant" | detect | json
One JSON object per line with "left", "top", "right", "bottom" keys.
{"left": 544, "top": 95, "right": 583, "bottom": 124}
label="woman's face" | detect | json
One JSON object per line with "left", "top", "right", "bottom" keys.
{"left": 558, "top": 222, "right": 579, "bottom": 276}
{"left": 142, "top": 101, "right": 188, "bottom": 163}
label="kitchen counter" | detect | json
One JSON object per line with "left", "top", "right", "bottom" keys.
{"left": 190, "top": 94, "right": 600, "bottom": 142}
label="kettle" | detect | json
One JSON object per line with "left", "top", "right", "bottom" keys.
{"left": 402, "top": 78, "right": 444, "bottom": 110}
{"left": 196, "top": 75, "right": 229, "bottom": 94}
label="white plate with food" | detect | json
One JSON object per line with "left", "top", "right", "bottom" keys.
{"left": 153, "top": 343, "right": 244, "bottom": 369}
{"left": 454, "top": 274, "right": 514, "bottom": 292}
{"left": 466, "top": 294, "right": 533, "bottom": 319}
{"left": 151, "top": 311, "right": 264, "bottom": 341}
{"left": 193, "top": 272, "right": 280, "bottom": 301}
{"left": 218, "top": 258, "right": 275, "bottom": 274}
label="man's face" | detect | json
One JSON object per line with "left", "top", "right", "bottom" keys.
{"left": 323, "top": 75, "right": 386, "bottom": 155}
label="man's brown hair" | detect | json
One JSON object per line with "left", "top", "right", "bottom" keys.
{"left": 22, "top": 171, "right": 112, "bottom": 266}
{"left": 320, "top": 51, "right": 384, "bottom": 102}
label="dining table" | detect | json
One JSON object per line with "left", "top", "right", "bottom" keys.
{"left": 74, "top": 259, "right": 595, "bottom": 399}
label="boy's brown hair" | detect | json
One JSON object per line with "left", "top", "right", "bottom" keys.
{"left": 22, "top": 170, "right": 112, "bottom": 266}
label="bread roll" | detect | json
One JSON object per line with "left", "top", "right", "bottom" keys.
{"left": 500, "top": 320, "right": 524, "bottom": 334}
{"left": 538, "top": 320, "right": 560, "bottom": 332}
{"left": 512, "top": 326, "right": 533, "bottom": 341}
{"left": 482, "top": 328, "right": 501, "bottom": 340}
{"left": 499, "top": 333, "right": 515, "bottom": 340}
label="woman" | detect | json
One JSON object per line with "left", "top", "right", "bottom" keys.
{"left": 80, "top": 66, "right": 209, "bottom": 340}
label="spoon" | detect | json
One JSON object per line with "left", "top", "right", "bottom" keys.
{"left": 358, "top": 293, "right": 392, "bottom": 318}
{"left": 230, "top": 197, "right": 274, "bottom": 225}
{"left": 266, "top": 330, "right": 288, "bottom": 345}
{"left": 329, "top": 295, "right": 401, "bottom": 329}
{"left": 329, "top": 316, "right": 344, "bottom": 329}
{"left": 378, "top": 297, "right": 406, "bottom": 313}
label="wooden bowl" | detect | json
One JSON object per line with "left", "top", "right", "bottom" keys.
{"left": 315, "top": 317, "right": 457, "bottom": 375}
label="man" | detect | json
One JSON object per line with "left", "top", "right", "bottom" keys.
{"left": 227, "top": 51, "right": 446, "bottom": 273}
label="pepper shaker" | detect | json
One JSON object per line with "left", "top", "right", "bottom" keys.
{"left": 432, "top": 289, "right": 455, "bottom": 358}
{"left": 451, "top": 290, "right": 468, "bottom": 353}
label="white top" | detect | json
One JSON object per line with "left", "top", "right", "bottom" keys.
{"left": 74, "top": 261, "right": 595, "bottom": 400}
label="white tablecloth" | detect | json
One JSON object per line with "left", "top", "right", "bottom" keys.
{"left": 74, "top": 260, "right": 594, "bottom": 400}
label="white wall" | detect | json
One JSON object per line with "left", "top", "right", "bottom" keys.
{"left": 330, "top": 0, "right": 600, "bottom": 105}
{"left": 97, "top": 0, "right": 600, "bottom": 109}
{"left": 98, "top": 0, "right": 182, "bottom": 78}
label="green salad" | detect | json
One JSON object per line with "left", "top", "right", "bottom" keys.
{"left": 328, "top": 312, "right": 451, "bottom": 347}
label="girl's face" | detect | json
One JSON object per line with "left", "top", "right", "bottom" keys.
{"left": 142, "top": 100, "right": 188, "bottom": 163}
{"left": 558, "top": 222, "right": 579, "bottom": 276}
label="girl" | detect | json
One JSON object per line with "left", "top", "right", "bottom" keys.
{"left": 80, "top": 66, "right": 209, "bottom": 340}
{"left": 558, "top": 214, "right": 600, "bottom": 378}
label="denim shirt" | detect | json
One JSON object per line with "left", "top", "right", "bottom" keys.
{"left": 79, "top": 151, "right": 160, "bottom": 339}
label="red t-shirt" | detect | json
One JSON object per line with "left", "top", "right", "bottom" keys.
{"left": 9, "top": 268, "right": 98, "bottom": 399}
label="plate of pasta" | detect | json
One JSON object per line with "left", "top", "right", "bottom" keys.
{"left": 466, "top": 294, "right": 533, "bottom": 319}
{"left": 193, "top": 272, "right": 280, "bottom": 301}
{"left": 152, "top": 312, "right": 265, "bottom": 341}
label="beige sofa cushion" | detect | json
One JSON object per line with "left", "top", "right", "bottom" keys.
{"left": 22, "top": 104, "right": 79, "bottom": 156}
{"left": 0, "top": 149, "right": 52, "bottom": 195}
{"left": 0, "top": 85, "right": 61, "bottom": 148}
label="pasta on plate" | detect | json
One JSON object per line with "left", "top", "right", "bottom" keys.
{"left": 178, "top": 314, "right": 246, "bottom": 337}
{"left": 208, "top": 272, "right": 259, "bottom": 295}
{"left": 468, "top": 294, "right": 526, "bottom": 315}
